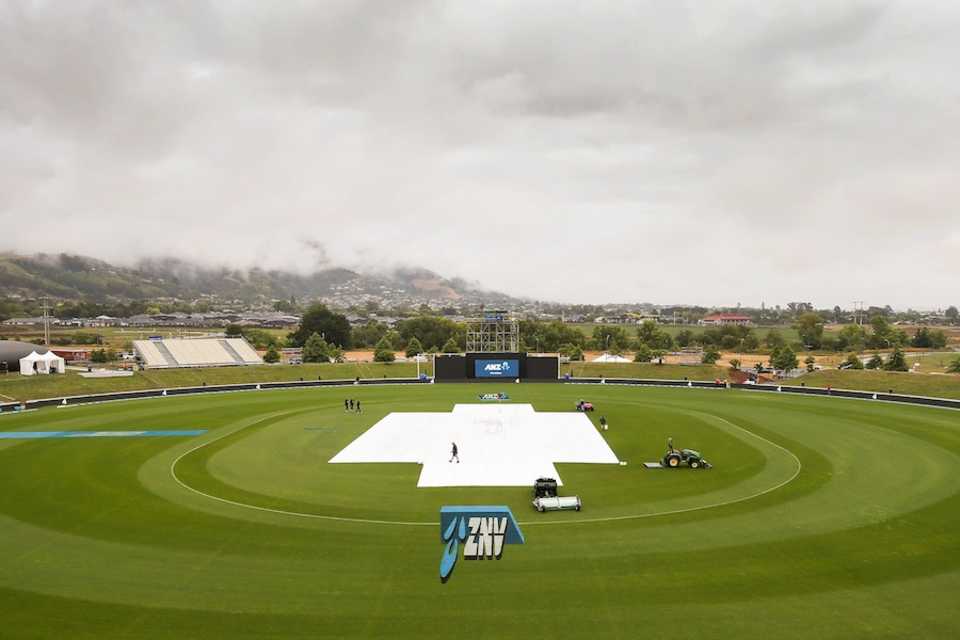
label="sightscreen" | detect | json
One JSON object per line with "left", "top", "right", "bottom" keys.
{"left": 474, "top": 359, "right": 520, "bottom": 378}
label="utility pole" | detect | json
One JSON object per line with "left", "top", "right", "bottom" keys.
{"left": 42, "top": 297, "right": 50, "bottom": 347}
{"left": 852, "top": 301, "right": 865, "bottom": 326}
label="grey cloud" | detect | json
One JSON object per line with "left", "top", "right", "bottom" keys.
{"left": 1, "top": 0, "right": 958, "bottom": 308}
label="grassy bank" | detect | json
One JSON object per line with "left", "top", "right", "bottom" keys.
{"left": 784, "top": 369, "right": 960, "bottom": 399}
{"left": 0, "top": 362, "right": 427, "bottom": 403}
{"left": 905, "top": 351, "right": 960, "bottom": 373}
{"left": 560, "top": 362, "right": 723, "bottom": 380}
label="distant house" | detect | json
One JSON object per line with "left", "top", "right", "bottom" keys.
{"left": 699, "top": 313, "right": 753, "bottom": 327}
{"left": 2, "top": 317, "right": 51, "bottom": 327}
{"left": 94, "top": 315, "right": 124, "bottom": 327}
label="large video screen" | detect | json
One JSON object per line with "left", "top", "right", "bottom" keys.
{"left": 474, "top": 359, "right": 519, "bottom": 378}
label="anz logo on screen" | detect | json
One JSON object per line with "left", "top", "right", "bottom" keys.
{"left": 439, "top": 506, "right": 524, "bottom": 583}
{"left": 483, "top": 361, "right": 512, "bottom": 374}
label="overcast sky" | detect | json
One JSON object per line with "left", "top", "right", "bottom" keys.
{"left": 1, "top": 1, "right": 957, "bottom": 308}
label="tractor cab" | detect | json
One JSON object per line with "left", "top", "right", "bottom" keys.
{"left": 662, "top": 443, "right": 711, "bottom": 469}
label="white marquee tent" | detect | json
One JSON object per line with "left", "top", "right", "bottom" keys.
{"left": 20, "top": 350, "right": 66, "bottom": 375}
{"left": 591, "top": 353, "right": 631, "bottom": 363}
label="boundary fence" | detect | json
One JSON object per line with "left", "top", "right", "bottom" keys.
{"left": 2, "top": 376, "right": 958, "bottom": 413}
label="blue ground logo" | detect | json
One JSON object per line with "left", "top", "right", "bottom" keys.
{"left": 439, "top": 506, "right": 524, "bottom": 583}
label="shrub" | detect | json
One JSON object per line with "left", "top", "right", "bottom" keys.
{"left": 702, "top": 349, "right": 721, "bottom": 365}
{"left": 405, "top": 337, "right": 424, "bottom": 358}
{"left": 302, "top": 333, "right": 330, "bottom": 363}
{"left": 772, "top": 347, "right": 799, "bottom": 372}
{"left": 720, "top": 335, "right": 739, "bottom": 350}
{"left": 946, "top": 357, "right": 960, "bottom": 374}
{"left": 883, "top": 347, "right": 909, "bottom": 372}
{"left": 844, "top": 353, "right": 864, "bottom": 370}
{"left": 374, "top": 347, "right": 395, "bottom": 363}
{"left": 263, "top": 345, "right": 280, "bottom": 363}
{"left": 633, "top": 344, "right": 652, "bottom": 363}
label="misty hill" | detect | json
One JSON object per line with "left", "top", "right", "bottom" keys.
{"left": 0, "top": 253, "right": 520, "bottom": 306}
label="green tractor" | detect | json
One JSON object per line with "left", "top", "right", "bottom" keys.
{"left": 662, "top": 438, "right": 711, "bottom": 469}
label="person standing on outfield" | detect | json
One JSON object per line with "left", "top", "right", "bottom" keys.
{"left": 344, "top": 399, "right": 349, "bottom": 412}
{"left": 449, "top": 442, "right": 459, "bottom": 463}
{"left": 356, "top": 400, "right": 362, "bottom": 413}
{"left": 349, "top": 399, "right": 354, "bottom": 411}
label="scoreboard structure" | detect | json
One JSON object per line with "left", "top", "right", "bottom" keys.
{"left": 434, "top": 311, "right": 558, "bottom": 382}
{"left": 434, "top": 352, "right": 559, "bottom": 383}
{"left": 465, "top": 311, "right": 519, "bottom": 353}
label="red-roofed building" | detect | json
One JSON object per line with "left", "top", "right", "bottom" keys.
{"left": 699, "top": 313, "right": 753, "bottom": 327}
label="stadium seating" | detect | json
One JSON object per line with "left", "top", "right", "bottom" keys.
{"left": 133, "top": 337, "right": 263, "bottom": 369}
{"left": 225, "top": 338, "right": 261, "bottom": 363}
{"left": 134, "top": 340, "right": 176, "bottom": 368}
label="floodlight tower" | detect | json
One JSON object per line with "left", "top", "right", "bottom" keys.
{"left": 465, "top": 310, "right": 519, "bottom": 353}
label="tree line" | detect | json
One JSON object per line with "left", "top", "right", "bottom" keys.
{"left": 278, "top": 305, "right": 955, "bottom": 364}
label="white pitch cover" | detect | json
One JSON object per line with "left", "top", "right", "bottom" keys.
{"left": 329, "top": 404, "right": 620, "bottom": 487}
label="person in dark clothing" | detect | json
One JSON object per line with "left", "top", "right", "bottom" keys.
{"left": 349, "top": 399, "right": 354, "bottom": 411}
{"left": 344, "top": 399, "right": 349, "bottom": 411}
{"left": 355, "top": 400, "right": 361, "bottom": 413}
{"left": 449, "top": 442, "right": 459, "bottom": 463}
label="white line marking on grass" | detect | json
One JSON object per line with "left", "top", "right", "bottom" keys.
{"left": 170, "top": 409, "right": 803, "bottom": 528}
{"left": 169, "top": 421, "right": 434, "bottom": 527}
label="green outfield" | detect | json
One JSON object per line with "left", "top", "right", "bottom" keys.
{"left": 1, "top": 383, "right": 958, "bottom": 638}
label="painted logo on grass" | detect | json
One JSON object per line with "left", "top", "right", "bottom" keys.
{"left": 439, "top": 506, "right": 524, "bottom": 583}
